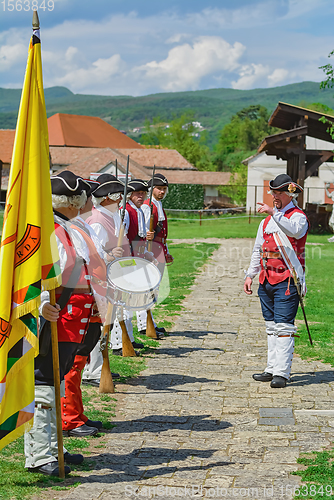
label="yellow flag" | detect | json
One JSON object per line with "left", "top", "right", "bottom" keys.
{"left": 0, "top": 24, "right": 61, "bottom": 450}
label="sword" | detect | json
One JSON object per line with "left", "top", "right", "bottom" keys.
{"left": 274, "top": 232, "right": 313, "bottom": 346}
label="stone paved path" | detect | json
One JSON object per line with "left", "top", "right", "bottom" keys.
{"left": 63, "top": 239, "right": 334, "bottom": 500}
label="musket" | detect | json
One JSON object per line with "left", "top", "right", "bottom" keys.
{"left": 117, "top": 155, "right": 136, "bottom": 356}
{"left": 290, "top": 268, "right": 313, "bottom": 346}
{"left": 146, "top": 165, "right": 158, "bottom": 339}
{"left": 115, "top": 158, "right": 118, "bottom": 179}
{"left": 274, "top": 232, "right": 313, "bottom": 346}
{"left": 147, "top": 164, "right": 156, "bottom": 253}
{"left": 99, "top": 156, "right": 135, "bottom": 393}
{"left": 120, "top": 155, "right": 130, "bottom": 227}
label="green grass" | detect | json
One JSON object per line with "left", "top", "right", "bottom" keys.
{"left": 168, "top": 213, "right": 266, "bottom": 239}
{"left": 294, "top": 237, "right": 334, "bottom": 364}
{"left": 292, "top": 451, "right": 334, "bottom": 499}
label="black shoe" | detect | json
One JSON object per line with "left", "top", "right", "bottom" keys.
{"left": 156, "top": 327, "right": 166, "bottom": 333}
{"left": 63, "top": 452, "right": 84, "bottom": 465}
{"left": 270, "top": 376, "right": 287, "bottom": 388}
{"left": 85, "top": 419, "right": 103, "bottom": 430}
{"left": 64, "top": 424, "right": 98, "bottom": 437}
{"left": 112, "top": 348, "right": 122, "bottom": 356}
{"left": 111, "top": 372, "right": 120, "bottom": 378}
{"left": 132, "top": 341, "right": 144, "bottom": 349}
{"left": 138, "top": 329, "right": 146, "bottom": 336}
{"left": 82, "top": 378, "right": 100, "bottom": 387}
{"left": 252, "top": 372, "right": 273, "bottom": 382}
{"left": 28, "top": 461, "right": 71, "bottom": 476}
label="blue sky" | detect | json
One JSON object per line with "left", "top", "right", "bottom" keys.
{"left": 1, "top": 0, "right": 334, "bottom": 96}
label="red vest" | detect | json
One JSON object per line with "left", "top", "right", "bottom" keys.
{"left": 259, "top": 207, "right": 308, "bottom": 285}
{"left": 54, "top": 222, "right": 94, "bottom": 343}
{"left": 143, "top": 200, "right": 168, "bottom": 256}
{"left": 125, "top": 203, "right": 146, "bottom": 257}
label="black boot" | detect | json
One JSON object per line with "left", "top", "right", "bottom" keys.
{"left": 270, "top": 376, "right": 287, "bottom": 388}
{"left": 252, "top": 372, "right": 273, "bottom": 382}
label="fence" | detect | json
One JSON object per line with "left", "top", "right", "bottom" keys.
{"left": 164, "top": 206, "right": 262, "bottom": 226}
{"left": 246, "top": 184, "right": 334, "bottom": 212}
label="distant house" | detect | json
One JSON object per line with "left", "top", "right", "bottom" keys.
{"left": 0, "top": 130, "right": 15, "bottom": 199}
{"left": 0, "top": 113, "right": 231, "bottom": 205}
{"left": 244, "top": 136, "right": 334, "bottom": 211}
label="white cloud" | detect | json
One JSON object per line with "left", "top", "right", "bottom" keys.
{"left": 232, "top": 63, "right": 270, "bottom": 90}
{"left": 268, "top": 68, "right": 290, "bottom": 86}
{"left": 0, "top": 43, "right": 27, "bottom": 72}
{"left": 51, "top": 54, "right": 126, "bottom": 91}
{"left": 166, "top": 33, "right": 189, "bottom": 44}
{"left": 136, "top": 36, "right": 245, "bottom": 92}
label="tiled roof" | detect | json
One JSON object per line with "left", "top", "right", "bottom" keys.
{"left": 117, "top": 148, "right": 196, "bottom": 170}
{"left": 163, "top": 170, "right": 231, "bottom": 186}
{"left": 52, "top": 147, "right": 149, "bottom": 180}
{"left": 48, "top": 113, "right": 144, "bottom": 149}
{"left": 0, "top": 130, "right": 15, "bottom": 164}
{"left": 50, "top": 146, "right": 104, "bottom": 166}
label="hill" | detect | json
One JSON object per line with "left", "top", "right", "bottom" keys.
{"left": 1, "top": 81, "right": 333, "bottom": 147}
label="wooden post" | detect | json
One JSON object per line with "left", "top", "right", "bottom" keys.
{"left": 146, "top": 309, "right": 158, "bottom": 339}
{"left": 199, "top": 210, "right": 202, "bottom": 226}
{"left": 248, "top": 207, "right": 251, "bottom": 224}
{"left": 120, "top": 318, "right": 137, "bottom": 356}
{"left": 254, "top": 185, "right": 257, "bottom": 213}
{"left": 99, "top": 303, "right": 115, "bottom": 394}
{"left": 49, "top": 288, "right": 65, "bottom": 479}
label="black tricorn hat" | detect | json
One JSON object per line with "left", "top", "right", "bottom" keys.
{"left": 148, "top": 173, "right": 168, "bottom": 188}
{"left": 91, "top": 174, "right": 128, "bottom": 197}
{"left": 128, "top": 179, "right": 149, "bottom": 192}
{"left": 81, "top": 178, "right": 100, "bottom": 197}
{"left": 269, "top": 174, "right": 303, "bottom": 194}
{"left": 51, "top": 171, "right": 90, "bottom": 196}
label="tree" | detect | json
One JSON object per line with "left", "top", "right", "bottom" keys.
{"left": 213, "top": 105, "right": 276, "bottom": 172}
{"left": 318, "top": 53, "right": 334, "bottom": 139}
{"left": 213, "top": 105, "right": 278, "bottom": 205}
{"left": 139, "top": 113, "right": 214, "bottom": 171}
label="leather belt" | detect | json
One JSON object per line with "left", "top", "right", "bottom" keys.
{"left": 35, "top": 404, "right": 52, "bottom": 410}
{"left": 56, "top": 286, "right": 92, "bottom": 295}
{"left": 260, "top": 251, "right": 281, "bottom": 259}
{"left": 155, "top": 236, "right": 166, "bottom": 244}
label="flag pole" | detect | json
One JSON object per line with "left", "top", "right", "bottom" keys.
{"left": 49, "top": 289, "right": 65, "bottom": 478}
{"left": 32, "top": 11, "right": 65, "bottom": 479}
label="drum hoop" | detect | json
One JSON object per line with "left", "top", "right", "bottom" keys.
{"left": 107, "top": 256, "right": 161, "bottom": 294}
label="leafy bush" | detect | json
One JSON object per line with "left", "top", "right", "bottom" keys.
{"left": 163, "top": 184, "right": 204, "bottom": 210}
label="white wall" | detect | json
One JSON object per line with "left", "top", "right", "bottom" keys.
{"left": 246, "top": 152, "right": 286, "bottom": 211}
{"left": 246, "top": 148, "right": 334, "bottom": 210}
